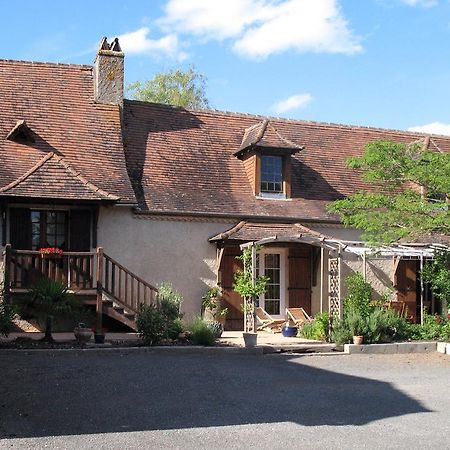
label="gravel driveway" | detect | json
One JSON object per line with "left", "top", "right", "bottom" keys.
{"left": 0, "top": 350, "right": 449, "bottom": 449}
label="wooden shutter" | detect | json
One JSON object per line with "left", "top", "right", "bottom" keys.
{"left": 69, "top": 210, "right": 91, "bottom": 251}
{"left": 288, "top": 245, "right": 312, "bottom": 314}
{"left": 9, "top": 208, "right": 32, "bottom": 249}
{"left": 219, "top": 245, "right": 244, "bottom": 331}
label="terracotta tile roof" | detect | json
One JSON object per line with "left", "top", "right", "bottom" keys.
{"left": 0, "top": 59, "right": 136, "bottom": 204}
{"left": 0, "top": 152, "right": 119, "bottom": 201}
{"left": 123, "top": 101, "right": 450, "bottom": 221}
{"left": 209, "top": 221, "right": 328, "bottom": 242}
{"left": 237, "top": 119, "right": 305, "bottom": 154}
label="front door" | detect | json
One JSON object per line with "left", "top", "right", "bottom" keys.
{"left": 258, "top": 249, "right": 286, "bottom": 319}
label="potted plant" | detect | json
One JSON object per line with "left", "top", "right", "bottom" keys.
{"left": 74, "top": 322, "right": 93, "bottom": 344}
{"left": 93, "top": 327, "right": 107, "bottom": 344}
{"left": 233, "top": 246, "right": 269, "bottom": 348}
{"left": 202, "top": 287, "right": 228, "bottom": 337}
{"left": 282, "top": 323, "right": 298, "bottom": 338}
{"left": 346, "top": 310, "right": 366, "bottom": 345}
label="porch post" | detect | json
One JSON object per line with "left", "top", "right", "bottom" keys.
{"left": 420, "top": 254, "right": 424, "bottom": 325}
{"left": 3, "top": 244, "right": 11, "bottom": 304}
{"left": 250, "top": 243, "right": 257, "bottom": 333}
{"left": 96, "top": 247, "right": 104, "bottom": 331}
{"left": 320, "top": 247, "right": 324, "bottom": 313}
{"left": 362, "top": 251, "right": 367, "bottom": 281}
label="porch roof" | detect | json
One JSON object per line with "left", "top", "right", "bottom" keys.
{"left": 209, "top": 221, "right": 448, "bottom": 258}
{"left": 0, "top": 152, "right": 119, "bottom": 202}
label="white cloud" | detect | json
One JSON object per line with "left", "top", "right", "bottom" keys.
{"left": 408, "top": 122, "right": 450, "bottom": 136}
{"left": 115, "top": 27, "right": 187, "bottom": 60}
{"left": 399, "top": 0, "right": 438, "bottom": 7}
{"left": 160, "top": 0, "right": 362, "bottom": 59}
{"left": 273, "top": 93, "right": 313, "bottom": 113}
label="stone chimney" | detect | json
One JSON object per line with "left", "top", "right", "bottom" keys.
{"left": 93, "top": 37, "right": 124, "bottom": 106}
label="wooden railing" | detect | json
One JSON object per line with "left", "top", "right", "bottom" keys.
{"left": 3, "top": 245, "right": 158, "bottom": 323}
{"left": 6, "top": 248, "right": 95, "bottom": 290}
{"left": 102, "top": 251, "right": 157, "bottom": 312}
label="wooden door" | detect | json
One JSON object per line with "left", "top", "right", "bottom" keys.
{"left": 288, "top": 245, "right": 312, "bottom": 315}
{"left": 219, "top": 246, "right": 244, "bottom": 331}
{"left": 395, "top": 259, "right": 418, "bottom": 323}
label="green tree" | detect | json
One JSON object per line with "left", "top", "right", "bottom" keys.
{"left": 328, "top": 140, "right": 450, "bottom": 244}
{"left": 127, "top": 66, "right": 210, "bottom": 109}
{"left": 26, "top": 279, "right": 79, "bottom": 342}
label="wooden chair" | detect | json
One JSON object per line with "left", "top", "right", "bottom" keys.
{"left": 255, "top": 307, "right": 286, "bottom": 332}
{"left": 388, "top": 301, "right": 406, "bottom": 317}
{"left": 286, "top": 308, "right": 312, "bottom": 328}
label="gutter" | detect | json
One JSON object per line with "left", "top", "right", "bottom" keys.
{"left": 132, "top": 208, "right": 342, "bottom": 225}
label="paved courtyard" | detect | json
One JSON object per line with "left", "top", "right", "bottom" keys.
{"left": 0, "top": 350, "right": 449, "bottom": 449}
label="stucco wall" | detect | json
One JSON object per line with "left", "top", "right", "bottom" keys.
{"left": 97, "top": 207, "right": 235, "bottom": 319}
{"left": 341, "top": 253, "right": 395, "bottom": 301}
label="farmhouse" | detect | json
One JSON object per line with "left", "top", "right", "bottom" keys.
{"left": 0, "top": 38, "right": 447, "bottom": 331}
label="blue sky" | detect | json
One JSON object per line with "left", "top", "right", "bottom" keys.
{"left": 2, "top": 0, "right": 450, "bottom": 134}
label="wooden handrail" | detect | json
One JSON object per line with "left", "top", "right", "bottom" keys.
{"left": 101, "top": 252, "right": 158, "bottom": 316}
{"left": 102, "top": 253, "right": 158, "bottom": 292}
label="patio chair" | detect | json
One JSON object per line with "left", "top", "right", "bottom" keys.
{"left": 388, "top": 301, "right": 406, "bottom": 317}
{"left": 255, "top": 307, "right": 286, "bottom": 332}
{"left": 286, "top": 308, "right": 312, "bottom": 328}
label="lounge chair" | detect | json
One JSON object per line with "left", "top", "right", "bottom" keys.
{"left": 255, "top": 307, "right": 286, "bottom": 332}
{"left": 286, "top": 308, "right": 312, "bottom": 327}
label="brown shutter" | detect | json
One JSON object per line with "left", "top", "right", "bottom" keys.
{"left": 219, "top": 245, "right": 244, "bottom": 331}
{"left": 69, "top": 210, "right": 92, "bottom": 251}
{"left": 288, "top": 245, "right": 311, "bottom": 314}
{"left": 9, "top": 208, "right": 32, "bottom": 250}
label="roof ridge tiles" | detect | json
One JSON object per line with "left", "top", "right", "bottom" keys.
{"left": 124, "top": 99, "right": 450, "bottom": 140}
{"left": 0, "top": 59, "right": 92, "bottom": 70}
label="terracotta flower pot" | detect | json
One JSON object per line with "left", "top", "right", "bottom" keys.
{"left": 353, "top": 335, "right": 364, "bottom": 345}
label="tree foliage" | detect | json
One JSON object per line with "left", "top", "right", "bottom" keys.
{"left": 328, "top": 140, "right": 450, "bottom": 243}
{"left": 127, "top": 66, "right": 209, "bottom": 109}
{"left": 421, "top": 250, "right": 450, "bottom": 307}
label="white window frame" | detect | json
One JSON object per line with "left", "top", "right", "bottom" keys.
{"left": 257, "top": 247, "right": 287, "bottom": 319}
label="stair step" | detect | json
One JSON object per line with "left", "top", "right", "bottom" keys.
{"left": 102, "top": 299, "right": 113, "bottom": 307}
{"left": 124, "top": 312, "right": 136, "bottom": 321}
{"left": 113, "top": 306, "right": 124, "bottom": 314}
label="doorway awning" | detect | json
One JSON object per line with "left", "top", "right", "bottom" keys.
{"left": 209, "top": 221, "right": 449, "bottom": 258}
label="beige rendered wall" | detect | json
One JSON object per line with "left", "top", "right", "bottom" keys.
{"left": 340, "top": 253, "right": 395, "bottom": 301}
{"left": 97, "top": 206, "right": 235, "bottom": 319}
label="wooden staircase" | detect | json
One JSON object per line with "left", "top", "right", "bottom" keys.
{"left": 3, "top": 245, "right": 158, "bottom": 331}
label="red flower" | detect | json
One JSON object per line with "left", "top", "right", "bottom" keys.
{"left": 39, "top": 247, "right": 63, "bottom": 255}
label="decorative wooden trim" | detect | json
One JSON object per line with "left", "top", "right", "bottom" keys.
{"left": 255, "top": 153, "right": 261, "bottom": 196}
{"left": 283, "top": 156, "right": 292, "bottom": 198}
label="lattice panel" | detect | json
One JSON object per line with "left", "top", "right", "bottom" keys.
{"left": 328, "top": 257, "right": 340, "bottom": 318}
{"left": 244, "top": 297, "right": 256, "bottom": 333}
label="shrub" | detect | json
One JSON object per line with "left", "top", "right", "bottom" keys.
{"left": 0, "top": 301, "right": 15, "bottom": 337}
{"left": 188, "top": 317, "right": 215, "bottom": 346}
{"left": 409, "top": 313, "right": 450, "bottom": 341}
{"left": 206, "top": 320, "right": 224, "bottom": 338}
{"left": 343, "top": 273, "right": 372, "bottom": 319}
{"left": 136, "top": 304, "right": 165, "bottom": 345}
{"left": 300, "top": 312, "right": 329, "bottom": 341}
{"left": 137, "top": 282, "right": 184, "bottom": 345}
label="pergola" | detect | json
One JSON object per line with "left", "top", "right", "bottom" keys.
{"left": 239, "top": 234, "right": 448, "bottom": 332}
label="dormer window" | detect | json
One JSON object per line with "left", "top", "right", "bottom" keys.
{"left": 234, "top": 119, "right": 305, "bottom": 200}
{"left": 261, "top": 155, "right": 283, "bottom": 193}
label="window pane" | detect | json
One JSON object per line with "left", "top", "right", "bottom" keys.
{"left": 261, "top": 156, "right": 283, "bottom": 193}
{"left": 265, "top": 300, "right": 280, "bottom": 315}
{"left": 31, "top": 211, "right": 40, "bottom": 223}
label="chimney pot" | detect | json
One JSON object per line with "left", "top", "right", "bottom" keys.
{"left": 93, "top": 37, "right": 124, "bottom": 106}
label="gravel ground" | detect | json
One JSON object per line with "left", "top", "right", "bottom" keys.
{"left": 0, "top": 351, "right": 449, "bottom": 449}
